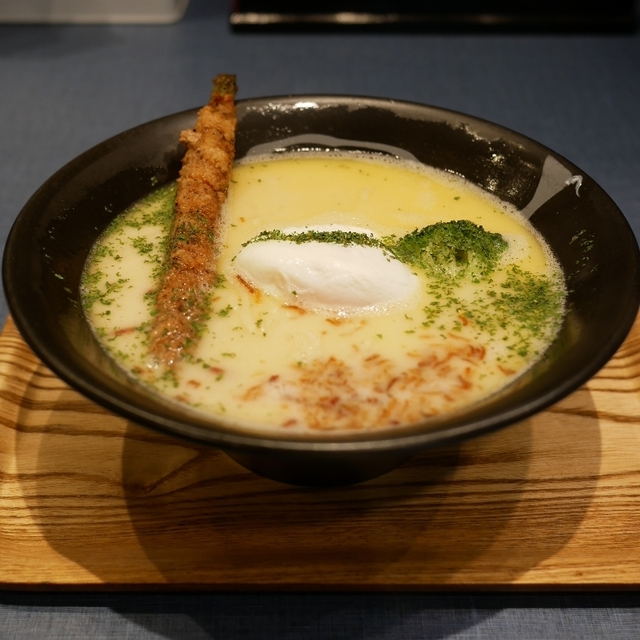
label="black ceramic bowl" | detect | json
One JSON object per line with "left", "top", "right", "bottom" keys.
{"left": 4, "top": 96, "right": 640, "bottom": 486}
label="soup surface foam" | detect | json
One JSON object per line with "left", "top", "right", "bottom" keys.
{"left": 82, "top": 153, "right": 565, "bottom": 435}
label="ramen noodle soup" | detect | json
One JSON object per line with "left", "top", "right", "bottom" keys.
{"left": 82, "top": 153, "right": 565, "bottom": 434}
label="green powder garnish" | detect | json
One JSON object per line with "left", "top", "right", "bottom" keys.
{"left": 384, "top": 220, "right": 508, "bottom": 281}
{"left": 244, "top": 220, "right": 508, "bottom": 283}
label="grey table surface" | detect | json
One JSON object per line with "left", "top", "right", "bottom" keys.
{"left": 2, "top": 0, "right": 640, "bottom": 638}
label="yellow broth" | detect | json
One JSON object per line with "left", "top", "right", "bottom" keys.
{"left": 82, "top": 153, "right": 565, "bottom": 435}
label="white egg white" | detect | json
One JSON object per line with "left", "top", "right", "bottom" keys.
{"left": 233, "top": 225, "right": 420, "bottom": 315}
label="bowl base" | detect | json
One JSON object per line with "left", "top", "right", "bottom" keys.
{"left": 226, "top": 449, "right": 414, "bottom": 486}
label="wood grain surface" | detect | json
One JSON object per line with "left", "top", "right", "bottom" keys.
{"left": 0, "top": 314, "right": 639, "bottom": 590}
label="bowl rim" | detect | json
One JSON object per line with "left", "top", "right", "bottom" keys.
{"left": 4, "top": 93, "right": 640, "bottom": 455}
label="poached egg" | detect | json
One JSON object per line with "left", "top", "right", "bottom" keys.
{"left": 233, "top": 225, "right": 419, "bottom": 315}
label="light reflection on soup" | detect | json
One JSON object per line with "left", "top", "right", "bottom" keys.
{"left": 82, "top": 153, "right": 565, "bottom": 434}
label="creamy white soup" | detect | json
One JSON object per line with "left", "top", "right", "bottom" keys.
{"left": 82, "top": 153, "right": 565, "bottom": 434}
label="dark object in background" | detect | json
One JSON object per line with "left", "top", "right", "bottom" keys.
{"left": 230, "top": 0, "right": 637, "bottom": 32}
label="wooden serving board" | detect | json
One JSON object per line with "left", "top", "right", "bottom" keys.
{"left": 1, "top": 315, "right": 640, "bottom": 591}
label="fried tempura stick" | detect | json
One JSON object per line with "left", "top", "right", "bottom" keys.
{"left": 149, "top": 74, "right": 237, "bottom": 366}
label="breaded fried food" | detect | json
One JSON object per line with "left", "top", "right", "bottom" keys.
{"left": 150, "top": 74, "right": 237, "bottom": 366}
